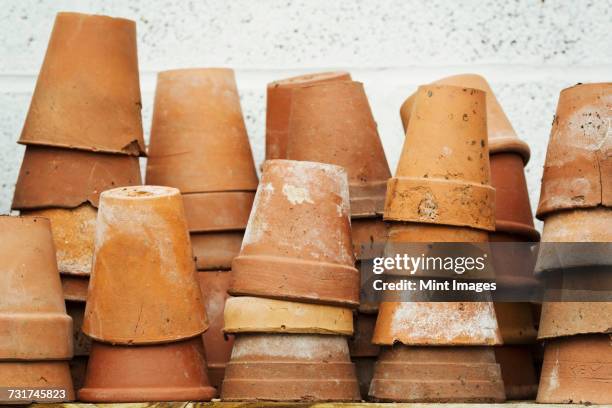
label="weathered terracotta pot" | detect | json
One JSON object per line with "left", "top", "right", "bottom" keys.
{"left": 285, "top": 80, "right": 391, "bottom": 217}
{"left": 224, "top": 296, "right": 353, "bottom": 335}
{"left": 82, "top": 186, "right": 207, "bottom": 344}
{"left": 12, "top": 146, "right": 142, "bottom": 210}
{"left": 537, "top": 83, "right": 612, "bottom": 218}
{"left": 183, "top": 191, "right": 254, "bottom": 233}
{"left": 266, "top": 71, "right": 351, "bottom": 160}
{"left": 146, "top": 68, "right": 258, "bottom": 193}
{"left": 494, "top": 345, "right": 538, "bottom": 400}
{"left": 0, "top": 361, "right": 74, "bottom": 402}
{"left": 539, "top": 302, "right": 612, "bottom": 340}
{"left": 536, "top": 208, "right": 612, "bottom": 274}
{"left": 490, "top": 153, "right": 539, "bottom": 240}
{"left": 401, "top": 74, "right": 531, "bottom": 162}
{"left": 61, "top": 274, "right": 89, "bottom": 302}
{"left": 78, "top": 337, "right": 216, "bottom": 402}
{"left": 0, "top": 216, "right": 73, "bottom": 360}
{"left": 221, "top": 334, "right": 360, "bottom": 401}
{"left": 351, "top": 217, "right": 388, "bottom": 260}
{"left": 353, "top": 356, "right": 376, "bottom": 400}
{"left": 373, "top": 301, "right": 502, "bottom": 346}
{"left": 18, "top": 12, "right": 145, "bottom": 155}
{"left": 348, "top": 313, "right": 380, "bottom": 357}
{"left": 22, "top": 204, "right": 97, "bottom": 277}
{"left": 197, "top": 271, "right": 234, "bottom": 392}
{"left": 386, "top": 85, "right": 495, "bottom": 231}
{"left": 369, "top": 345, "right": 505, "bottom": 402}
{"left": 230, "top": 160, "right": 359, "bottom": 307}
{"left": 192, "top": 232, "right": 243, "bottom": 271}
{"left": 494, "top": 302, "right": 538, "bottom": 344}
{"left": 537, "top": 334, "right": 612, "bottom": 404}
{"left": 66, "top": 301, "right": 91, "bottom": 357}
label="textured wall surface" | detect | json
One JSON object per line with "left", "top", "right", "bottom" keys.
{"left": 1, "top": 0, "right": 611, "bottom": 230}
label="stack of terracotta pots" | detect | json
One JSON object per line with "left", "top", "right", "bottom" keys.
{"left": 0, "top": 216, "right": 74, "bottom": 402}
{"left": 534, "top": 82, "right": 612, "bottom": 405}
{"left": 11, "top": 12, "right": 144, "bottom": 390}
{"left": 369, "top": 84, "right": 506, "bottom": 402}
{"left": 267, "top": 72, "right": 391, "bottom": 398}
{"left": 78, "top": 186, "right": 215, "bottom": 402}
{"left": 400, "top": 74, "right": 540, "bottom": 399}
{"left": 145, "top": 68, "right": 258, "bottom": 391}
{"left": 222, "top": 159, "right": 361, "bottom": 401}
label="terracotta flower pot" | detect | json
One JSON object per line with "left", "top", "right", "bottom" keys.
{"left": 145, "top": 68, "right": 258, "bottom": 193}
{"left": 266, "top": 71, "right": 351, "bottom": 160}
{"left": 197, "top": 271, "right": 234, "bottom": 392}
{"left": 192, "top": 231, "right": 244, "bottom": 271}
{"left": 353, "top": 356, "right": 376, "bottom": 400}
{"left": 78, "top": 337, "right": 216, "bottom": 402}
{"left": 537, "top": 83, "right": 612, "bottom": 218}
{"left": 12, "top": 146, "right": 142, "bottom": 210}
{"left": 535, "top": 208, "right": 612, "bottom": 274}
{"left": 285, "top": 80, "right": 391, "bottom": 217}
{"left": 494, "top": 345, "right": 538, "bottom": 400}
{"left": 82, "top": 186, "right": 207, "bottom": 344}
{"left": 539, "top": 302, "right": 612, "bottom": 340}
{"left": 61, "top": 274, "right": 89, "bottom": 302}
{"left": 369, "top": 345, "right": 505, "bottom": 402}
{"left": 494, "top": 302, "right": 538, "bottom": 344}
{"left": 183, "top": 191, "right": 254, "bottom": 233}
{"left": 348, "top": 313, "right": 380, "bottom": 357}
{"left": 400, "top": 74, "right": 531, "bottom": 161}
{"left": 373, "top": 301, "right": 502, "bottom": 346}
{"left": 224, "top": 296, "right": 353, "bottom": 335}
{"left": 18, "top": 12, "right": 145, "bottom": 155}
{"left": 0, "top": 216, "right": 73, "bottom": 360}
{"left": 21, "top": 204, "right": 97, "bottom": 277}
{"left": 386, "top": 85, "right": 495, "bottom": 231}
{"left": 0, "top": 361, "right": 74, "bottom": 402}
{"left": 230, "top": 160, "right": 359, "bottom": 307}
{"left": 537, "top": 334, "right": 612, "bottom": 404}
{"left": 221, "top": 334, "right": 360, "bottom": 401}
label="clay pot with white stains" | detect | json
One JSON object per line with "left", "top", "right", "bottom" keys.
{"left": 221, "top": 334, "right": 360, "bottom": 401}
{"left": 537, "top": 334, "right": 612, "bottom": 404}
{"left": 285, "top": 80, "right": 391, "bottom": 217}
{"left": 494, "top": 345, "right": 538, "bottom": 400}
{"left": 224, "top": 296, "right": 354, "bottom": 335}
{"left": 82, "top": 186, "right": 208, "bottom": 344}
{"left": 197, "top": 271, "right": 234, "bottom": 392}
{"left": 369, "top": 345, "right": 505, "bottom": 402}
{"left": 537, "top": 83, "right": 611, "bottom": 217}
{"left": 18, "top": 12, "right": 145, "bottom": 155}
{"left": 230, "top": 160, "right": 359, "bottom": 307}
{"left": 78, "top": 337, "right": 216, "bottom": 402}
{"left": 266, "top": 71, "right": 351, "bottom": 160}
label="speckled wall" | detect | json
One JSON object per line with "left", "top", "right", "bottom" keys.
{"left": 1, "top": 1, "right": 611, "bottom": 230}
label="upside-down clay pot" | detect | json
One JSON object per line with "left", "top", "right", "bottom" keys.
{"left": 537, "top": 83, "right": 612, "bottom": 218}
{"left": 537, "top": 334, "right": 612, "bottom": 404}
{"left": 348, "top": 313, "right": 380, "bottom": 357}
{"left": 18, "top": 12, "right": 145, "bottom": 155}
{"left": 286, "top": 81, "right": 391, "bottom": 217}
{"left": 145, "top": 68, "right": 258, "bottom": 193}
{"left": 265, "top": 71, "right": 351, "bottom": 160}
{"left": 12, "top": 146, "right": 142, "bottom": 210}
{"left": 369, "top": 345, "right": 505, "bottom": 402}
{"left": 183, "top": 191, "right": 254, "bottom": 233}
{"left": 192, "top": 231, "right": 244, "bottom": 271}
{"left": 22, "top": 204, "right": 97, "bottom": 277}
{"left": 82, "top": 186, "right": 207, "bottom": 344}
{"left": 197, "top": 271, "right": 234, "bottom": 391}
{"left": 386, "top": 85, "right": 495, "bottom": 230}
{"left": 221, "top": 334, "right": 360, "bottom": 401}
{"left": 0, "top": 216, "right": 73, "bottom": 360}
{"left": 230, "top": 160, "right": 359, "bottom": 307}
{"left": 494, "top": 345, "right": 538, "bottom": 400}
{"left": 0, "top": 362, "right": 74, "bottom": 401}
{"left": 224, "top": 296, "right": 354, "bottom": 335}
{"left": 78, "top": 337, "right": 216, "bottom": 402}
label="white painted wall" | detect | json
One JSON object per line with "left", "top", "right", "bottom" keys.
{"left": 1, "top": 1, "right": 611, "bottom": 230}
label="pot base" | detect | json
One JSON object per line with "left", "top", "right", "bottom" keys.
{"left": 0, "top": 361, "right": 74, "bottom": 402}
